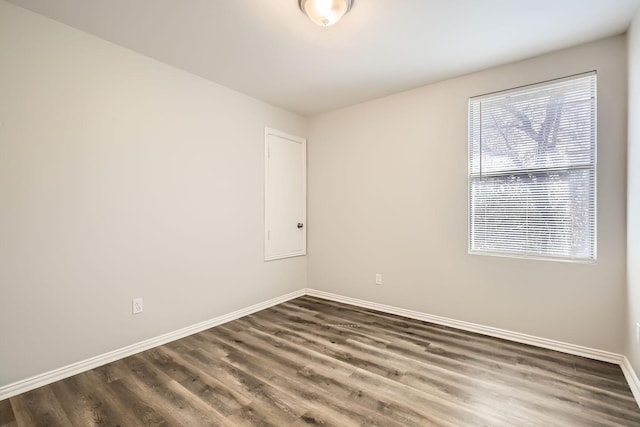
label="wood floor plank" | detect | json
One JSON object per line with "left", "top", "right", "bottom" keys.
{"left": 213, "top": 319, "right": 359, "bottom": 380}
{"left": 0, "top": 398, "right": 16, "bottom": 427}
{"left": 290, "top": 297, "right": 634, "bottom": 408}
{"left": 297, "top": 296, "right": 621, "bottom": 382}
{"left": 6, "top": 396, "right": 38, "bottom": 427}
{"left": 349, "top": 336, "right": 617, "bottom": 418}
{"left": 243, "top": 310, "right": 409, "bottom": 379}
{"left": 49, "top": 372, "right": 133, "bottom": 427}
{"left": 211, "top": 322, "right": 433, "bottom": 426}
{"left": 217, "top": 315, "right": 510, "bottom": 426}
{"left": 10, "top": 386, "right": 73, "bottom": 427}
{"left": 173, "top": 345, "right": 313, "bottom": 426}
{"left": 3, "top": 295, "right": 640, "bottom": 426}
{"left": 114, "top": 354, "right": 233, "bottom": 426}
{"left": 144, "top": 347, "right": 251, "bottom": 416}
{"left": 106, "top": 378, "right": 174, "bottom": 426}
{"left": 210, "top": 326, "right": 409, "bottom": 427}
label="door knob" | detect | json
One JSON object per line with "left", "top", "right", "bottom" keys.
{"left": 297, "top": 223, "right": 304, "bottom": 229}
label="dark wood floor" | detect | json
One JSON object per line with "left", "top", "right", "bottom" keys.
{"left": 2, "top": 295, "right": 640, "bottom": 426}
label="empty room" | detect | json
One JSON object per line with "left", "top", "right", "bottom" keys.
{"left": 2, "top": 0, "right": 640, "bottom": 425}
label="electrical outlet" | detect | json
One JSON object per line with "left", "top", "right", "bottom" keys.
{"left": 375, "top": 274, "right": 382, "bottom": 285}
{"left": 132, "top": 297, "right": 143, "bottom": 315}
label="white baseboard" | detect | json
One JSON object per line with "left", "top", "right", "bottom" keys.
{"left": 621, "top": 356, "right": 640, "bottom": 404}
{"left": 3, "top": 286, "right": 639, "bottom": 410}
{"left": 305, "top": 288, "right": 623, "bottom": 364}
{"left": 0, "top": 289, "right": 304, "bottom": 401}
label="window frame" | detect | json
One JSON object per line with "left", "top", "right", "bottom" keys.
{"left": 467, "top": 72, "right": 597, "bottom": 263}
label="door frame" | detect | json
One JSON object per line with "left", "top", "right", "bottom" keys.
{"left": 264, "top": 127, "right": 307, "bottom": 261}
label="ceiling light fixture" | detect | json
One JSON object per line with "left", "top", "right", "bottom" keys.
{"left": 299, "top": 0, "right": 353, "bottom": 27}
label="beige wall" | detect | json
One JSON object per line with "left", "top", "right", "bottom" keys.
{"left": 0, "top": 1, "right": 307, "bottom": 387}
{"left": 627, "top": 8, "right": 640, "bottom": 373}
{"left": 308, "top": 36, "right": 628, "bottom": 353}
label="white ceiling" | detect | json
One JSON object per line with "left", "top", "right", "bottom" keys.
{"left": 7, "top": 0, "right": 640, "bottom": 116}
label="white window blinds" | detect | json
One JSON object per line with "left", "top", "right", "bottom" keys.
{"left": 468, "top": 72, "right": 596, "bottom": 262}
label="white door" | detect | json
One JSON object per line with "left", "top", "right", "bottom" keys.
{"left": 264, "top": 128, "right": 306, "bottom": 261}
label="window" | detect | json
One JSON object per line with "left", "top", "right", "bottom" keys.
{"left": 468, "top": 72, "right": 596, "bottom": 262}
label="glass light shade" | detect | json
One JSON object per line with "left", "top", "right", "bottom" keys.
{"left": 299, "top": 0, "right": 352, "bottom": 27}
